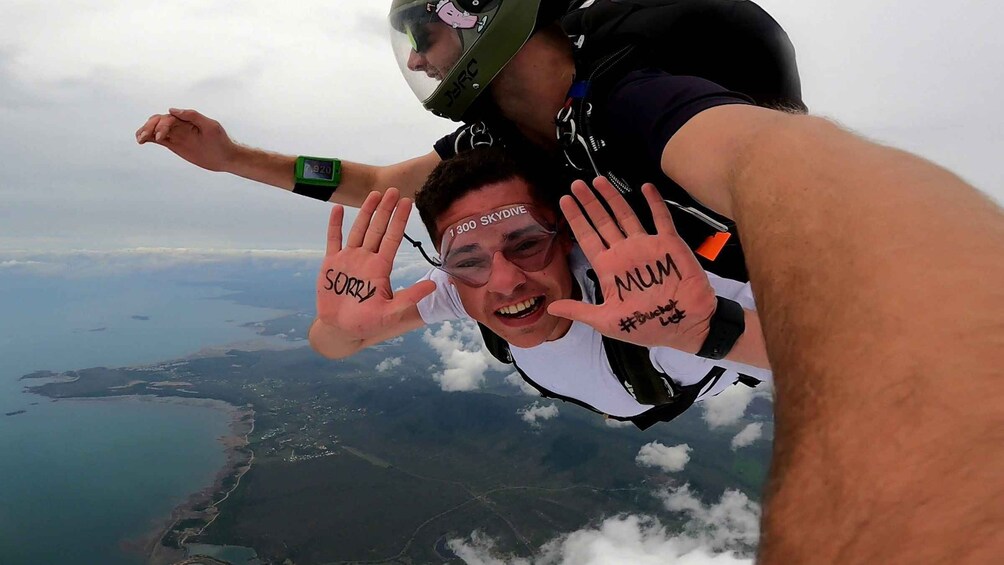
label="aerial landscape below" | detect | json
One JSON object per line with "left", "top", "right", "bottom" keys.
{"left": 23, "top": 314, "right": 772, "bottom": 564}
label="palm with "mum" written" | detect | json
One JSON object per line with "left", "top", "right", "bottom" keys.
{"left": 547, "top": 178, "right": 717, "bottom": 353}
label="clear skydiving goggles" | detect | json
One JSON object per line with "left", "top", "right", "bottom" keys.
{"left": 426, "top": 203, "right": 561, "bottom": 288}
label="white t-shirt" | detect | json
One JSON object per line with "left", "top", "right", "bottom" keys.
{"left": 417, "top": 247, "right": 772, "bottom": 418}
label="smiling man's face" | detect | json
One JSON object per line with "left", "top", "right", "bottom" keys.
{"left": 434, "top": 178, "right": 575, "bottom": 348}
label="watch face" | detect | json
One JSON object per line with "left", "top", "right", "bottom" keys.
{"left": 303, "top": 158, "right": 335, "bottom": 181}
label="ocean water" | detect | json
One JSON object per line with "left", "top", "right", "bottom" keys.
{"left": 0, "top": 266, "right": 292, "bottom": 565}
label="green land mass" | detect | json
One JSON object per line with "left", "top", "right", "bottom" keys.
{"left": 26, "top": 328, "right": 772, "bottom": 565}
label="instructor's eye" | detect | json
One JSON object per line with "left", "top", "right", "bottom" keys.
{"left": 407, "top": 23, "right": 432, "bottom": 53}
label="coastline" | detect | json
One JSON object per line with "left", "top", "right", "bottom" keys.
{"left": 60, "top": 395, "right": 256, "bottom": 565}
{"left": 17, "top": 329, "right": 295, "bottom": 564}
{"left": 148, "top": 398, "right": 254, "bottom": 565}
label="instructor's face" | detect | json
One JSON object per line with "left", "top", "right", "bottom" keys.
{"left": 435, "top": 178, "right": 574, "bottom": 348}
{"left": 406, "top": 22, "right": 462, "bottom": 82}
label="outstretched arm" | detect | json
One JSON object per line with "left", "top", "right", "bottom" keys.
{"left": 664, "top": 106, "right": 1004, "bottom": 564}
{"left": 136, "top": 108, "right": 441, "bottom": 207}
{"left": 308, "top": 188, "right": 436, "bottom": 359}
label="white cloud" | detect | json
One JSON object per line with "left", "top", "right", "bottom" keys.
{"left": 0, "top": 248, "right": 320, "bottom": 277}
{"left": 390, "top": 247, "right": 439, "bottom": 287}
{"left": 0, "top": 259, "right": 43, "bottom": 269}
{"left": 422, "top": 320, "right": 510, "bottom": 392}
{"left": 449, "top": 514, "right": 752, "bottom": 565}
{"left": 518, "top": 402, "right": 559, "bottom": 428}
{"left": 603, "top": 419, "right": 635, "bottom": 429}
{"left": 730, "top": 423, "right": 763, "bottom": 450}
{"left": 447, "top": 484, "right": 760, "bottom": 564}
{"left": 505, "top": 372, "right": 541, "bottom": 396}
{"left": 636, "top": 442, "right": 691, "bottom": 473}
{"left": 657, "top": 485, "right": 761, "bottom": 555}
{"left": 700, "top": 385, "right": 767, "bottom": 429}
{"left": 376, "top": 357, "right": 403, "bottom": 373}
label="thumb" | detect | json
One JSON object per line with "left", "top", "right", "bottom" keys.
{"left": 547, "top": 299, "right": 600, "bottom": 325}
{"left": 392, "top": 279, "right": 437, "bottom": 309}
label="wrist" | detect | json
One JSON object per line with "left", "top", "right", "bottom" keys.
{"left": 222, "top": 142, "right": 259, "bottom": 176}
{"left": 696, "top": 296, "right": 746, "bottom": 360}
{"left": 308, "top": 318, "right": 364, "bottom": 359}
{"left": 293, "top": 156, "right": 342, "bottom": 201}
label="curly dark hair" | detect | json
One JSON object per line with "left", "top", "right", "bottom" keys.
{"left": 415, "top": 147, "right": 565, "bottom": 244}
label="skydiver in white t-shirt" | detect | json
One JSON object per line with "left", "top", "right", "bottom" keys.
{"left": 308, "top": 148, "right": 771, "bottom": 428}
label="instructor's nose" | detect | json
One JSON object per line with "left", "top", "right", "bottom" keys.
{"left": 407, "top": 50, "right": 426, "bottom": 72}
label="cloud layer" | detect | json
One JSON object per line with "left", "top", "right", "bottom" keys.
{"left": 505, "top": 372, "right": 542, "bottom": 396}
{"left": 518, "top": 402, "right": 560, "bottom": 428}
{"left": 700, "top": 384, "right": 770, "bottom": 429}
{"left": 636, "top": 442, "right": 692, "bottom": 473}
{"left": 375, "top": 357, "right": 403, "bottom": 373}
{"left": 448, "top": 484, "right": 761, "bottom": 564}
{"left": 422, "top": 320, "right": 510, "bottom": 391}
{"left": 730, "top": 423, "right": 763, "bottom": 450}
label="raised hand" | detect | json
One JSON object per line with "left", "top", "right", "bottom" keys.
{"left": 547, "top": 178, "right": 717, "bottom": 353}
{"left": 135, "top": 108, "right": 236, "bottom": 172}
{"left": 315, "top": 188, "right": 436, "bottom": 341}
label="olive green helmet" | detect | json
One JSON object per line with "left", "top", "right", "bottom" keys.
{"left": 389, "top": 0, "right": 543, "bottom": 121}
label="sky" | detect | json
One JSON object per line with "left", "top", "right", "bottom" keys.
{"left": 0, "top": 0, "right": 1002, "bottom": 253}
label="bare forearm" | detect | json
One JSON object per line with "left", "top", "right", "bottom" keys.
{"left": 226, "top": 147, "right": 440, "bottom": 209}
{"left": 731, "top": 116, "right": 1004, "bottom": 563}
{"left": 226, "top": 143, "right": 297, "bottom": 190}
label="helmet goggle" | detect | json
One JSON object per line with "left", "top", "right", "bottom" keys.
{"left": 433, "top": 203, "right": 560, "bottom": 287}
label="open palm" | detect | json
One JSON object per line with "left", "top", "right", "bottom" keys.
{"left": 316, "top": 188, "right": 435, "bottom": 339}
{"left": 547, "top": 178, "right": 716, "bottom": 353}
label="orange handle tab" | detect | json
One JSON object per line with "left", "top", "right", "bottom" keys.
{"left": 696, "top": 231, "right": 731, "bottom": 261}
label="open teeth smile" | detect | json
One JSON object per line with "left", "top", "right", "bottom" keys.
{"left": 496, "top": 297, "right": 543, "bottom": 318}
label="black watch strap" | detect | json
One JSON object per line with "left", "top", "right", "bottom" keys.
{"left": 292, "top": 182, "right": 338, "bottom": 202}
{"left": 696, "top": 296, "right": 745, "bottom": 360}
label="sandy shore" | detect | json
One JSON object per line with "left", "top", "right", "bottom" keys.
{"left": 89, "top": 396, "right": 258, "bottom": 565}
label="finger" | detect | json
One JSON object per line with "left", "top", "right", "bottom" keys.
{"left": 642, "top": 184, "right": 704, "bottom": 273}
{"left": 346, "top": 191, "right": 382, "bottom": 248}
{"left": 546, "top": 299, "right": 602, "bottom": 326}
{"left": 559, "top": 193, "right": 606, "bottom": 259}
{"left": 325, "top": 205, "right": 344, "bottom": 256}
{"left": 135, "top": 115, "right": 162, "bottom": 144}
{"left": 642, "top": 184, "right": 678, "bottom": 237}
{"left": 571, "top": 179, "right": 624, "bottom": 245}
{"left": 153, "top": 116, "right": 178, "bottom": 143}
{"left": 378, "top": 195, "right": 412, "bottom": 261}
{"left": 362, "top": 188, "right": 400, "bottom": 252}
{"left": 390, "top": 279, "right": 437, "bottom": 312}
{"left": 592, "top": 176, "right": 646, "bottom": 236}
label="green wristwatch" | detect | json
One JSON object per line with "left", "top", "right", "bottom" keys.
{"left": 293, "top": 156, "right": 342, "bottom": 201}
